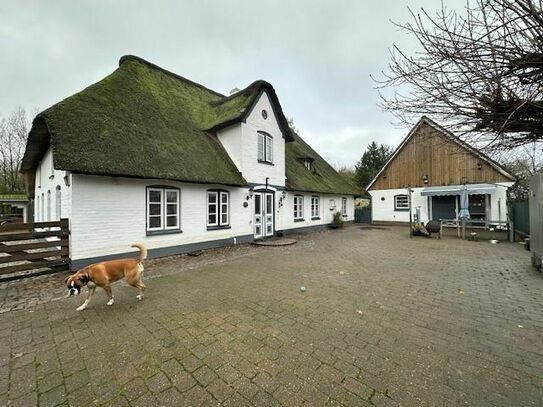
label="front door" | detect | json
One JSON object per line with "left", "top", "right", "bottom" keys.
{"left": 254, "top": 192, "right": 274, "bottom": 238}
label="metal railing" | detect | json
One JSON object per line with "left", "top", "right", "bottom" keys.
{"left": 439, "top": 218, "right": 513, "bottom": 241}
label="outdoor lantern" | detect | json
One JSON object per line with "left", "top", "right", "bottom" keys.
{"left": 63, "top": 171, "right": 71, "bottom": 187}
{"left": 248, "top": 188, "right": 254, "bottom": 199}
{"left": 422, "top": 174, "right": 429, "bottom": 184}
{"left": 282, "top": 190, "right": 286, "bottom": 199}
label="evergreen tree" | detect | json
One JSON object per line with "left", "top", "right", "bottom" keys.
{"left": 354, "top": 142, "right": 393, "bottom": 193}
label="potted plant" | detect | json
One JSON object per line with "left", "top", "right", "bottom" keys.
{"left": 412, "top": 222, "right": 429, "bottom": 237}
{"left": 330, "top": 211, "right": 344, "bottom": 229}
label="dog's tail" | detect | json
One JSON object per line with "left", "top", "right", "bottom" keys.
{"left": 131, "top": 243, "right": 147, "bottom": 262}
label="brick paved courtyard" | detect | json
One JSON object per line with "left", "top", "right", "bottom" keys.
{"left": 0, "top": 225, "right": 542, "bottom": 406}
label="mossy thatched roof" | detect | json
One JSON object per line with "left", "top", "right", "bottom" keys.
{"left": 285, "top": 132, "right": 358, "bottom": 195}
{"left": 22, "top": 55, "right": 355, "bottom": 195}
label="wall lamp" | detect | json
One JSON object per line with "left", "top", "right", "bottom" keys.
{"left": 63, "top": 171, "right": 71, "bottom": 187}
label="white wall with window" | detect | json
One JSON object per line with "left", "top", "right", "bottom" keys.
{"left": 69, "top": 175, "right": 252, "bottom": 261}
{"left": 240, "top": 91, "right": 286, "bottom": 187}
{"left": 33, "top": 148, "right": 72, "bottom": 222}
{"left": 276, "top": 192, "right": 354, "bottom": 231}
{"left": 369, "top": 185, "right": 511, "bottom": 224}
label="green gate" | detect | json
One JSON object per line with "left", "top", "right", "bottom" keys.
{"left": 510, "top": 201, "right": 530, "bottom": 236}
{"left": 355, "top": 208, "right": 372, "bottom": 224}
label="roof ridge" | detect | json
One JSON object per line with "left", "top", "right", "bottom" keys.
{"left": 119, "top": 55, "right": 226, "bottom": 98}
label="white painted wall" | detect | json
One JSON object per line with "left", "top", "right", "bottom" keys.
{"left": 216, "top": 124, "right": 242, "bottom": 170}
{"left": 370, "top": 184, "right": 513, "bottom": 223}
{"left": 34, "top": 148, "right": 72, "bottom": 222}
{"left": 491, "top": 183, "right": 513, "bottom": 223}
{"left": 369, "top": 188, "right": 428, "bottom": 223}
{"left": 276, "top": 192, "right": 354, "bottom": 231}
{"left": 69, "top": 174, "right": 253, "bottom": 261}
{"left": 241, "top": 91, "right": 286, "bottom": 187}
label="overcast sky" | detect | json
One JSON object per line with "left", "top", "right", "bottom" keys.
{"left": 1, "top": 0, "right": 466, "bottom": 168}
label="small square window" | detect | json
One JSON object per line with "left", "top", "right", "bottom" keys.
{"left": 394, "top": 195, "right": 409, "bottom": 211}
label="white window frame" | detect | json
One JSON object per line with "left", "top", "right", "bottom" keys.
{"left": 341, "top": 197, "right": 348, "bottom": 217}
{"left": 55, "top": 186, "right": 61, "bottom": 220}
{"left": 47, "top": 190, "right": 51, "bottom": 222}
{"left": 305, "top": 159, "right": 313, "bottom": 171}
{"left": 257, "top": 132, "right": 273, "bottom": 164}
{"left": 207, "top": 190, "right": 230, "bottom": 228}
{"left": 146, "top": 187, "right": 180, "bottom": 232}
{"left": 294, "top": 195, "right": 304, "bottom": 220}
{"left": 311, "top": 196, "right": 320, "bottom": 219}
{"left": 394, "top": 195, "right": 409, "bottom": 211}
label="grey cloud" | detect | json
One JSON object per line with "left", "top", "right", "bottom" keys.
{"left": 0, "top": 0, "right": 466, "bottom": 166}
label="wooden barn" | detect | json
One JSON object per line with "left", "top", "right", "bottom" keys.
{"left": 366, "top": 117, "right": 515, "bottom": 225}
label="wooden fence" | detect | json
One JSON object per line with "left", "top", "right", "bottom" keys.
{"left": 0, "top": 219, "right": 70, "bottom": 281}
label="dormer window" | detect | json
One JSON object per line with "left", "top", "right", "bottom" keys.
{"left": 304, "top": 159, "right": 313, "bottom": 171}
{"left": 257, "top": 132, "right": 273, "bottom": 164}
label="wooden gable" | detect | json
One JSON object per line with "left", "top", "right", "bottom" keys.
{"left": 368, "top": 119, "right": 514, "bottom": 190}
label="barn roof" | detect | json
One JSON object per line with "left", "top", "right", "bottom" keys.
{"left": 21, "top": 55, "right": 355, "bottom": 195}
{"left": 366, "top": 116, "right": 515, "bottom": 190}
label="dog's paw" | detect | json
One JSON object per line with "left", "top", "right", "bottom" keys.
{"left": 76, "top": 305, "right": 86, "bottom": 311}
{"left": 106, "top": 299, "right": 114, "bottom": 306}
{"left": 136, "top": 294, "right": 143, "bottom": 301}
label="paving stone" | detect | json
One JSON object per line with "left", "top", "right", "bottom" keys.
{"left": 38, "top": 384, "right": 68, "bottom": 407}
{"left": 192, "top": 364, "right": 218, "bottom": 387}
{"left": 0, "top": 226, "right": 541, "bottom": 406}
{"left": 145, "top": 371, "right": 171, "bottom": 394}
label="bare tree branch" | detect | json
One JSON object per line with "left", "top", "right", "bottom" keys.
{"left": 375, "top": 0, "right": 543, "bottom": 150}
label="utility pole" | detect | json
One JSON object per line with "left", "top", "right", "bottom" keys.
{"left": 408, "top": 186, "right": 413, "bottom": 239}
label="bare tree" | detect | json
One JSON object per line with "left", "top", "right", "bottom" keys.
{"left": 0, "top": 108, "right": 30, "bottom": 193}
{"left": 497, "top": 141, "right": 543, "bottom": 199}
{"left": 376, "top": 0, "right": 543, "bottom": 150}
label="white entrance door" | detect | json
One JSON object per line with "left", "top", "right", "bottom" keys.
{"left": 254, "top": 192, "right": 274, "bottom": 238}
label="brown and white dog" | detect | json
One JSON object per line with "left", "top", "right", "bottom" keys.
{"left": 65, "top": 243, "right": 147, "bottom": 311}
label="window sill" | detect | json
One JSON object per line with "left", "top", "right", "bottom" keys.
{"left": 311, "top": 217, "right": 321, "bottom": 220}
{"left": 146, "top": 228, "right": 182, "bottom": 236}
{"left": 257, "top": 160, "right": 274, "bottom": 166}
{"left": 207, "top": 225, "right": 231, "bottom": 231}
{"left": 294, "top": 218, "right": 305, "bottom": 222}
